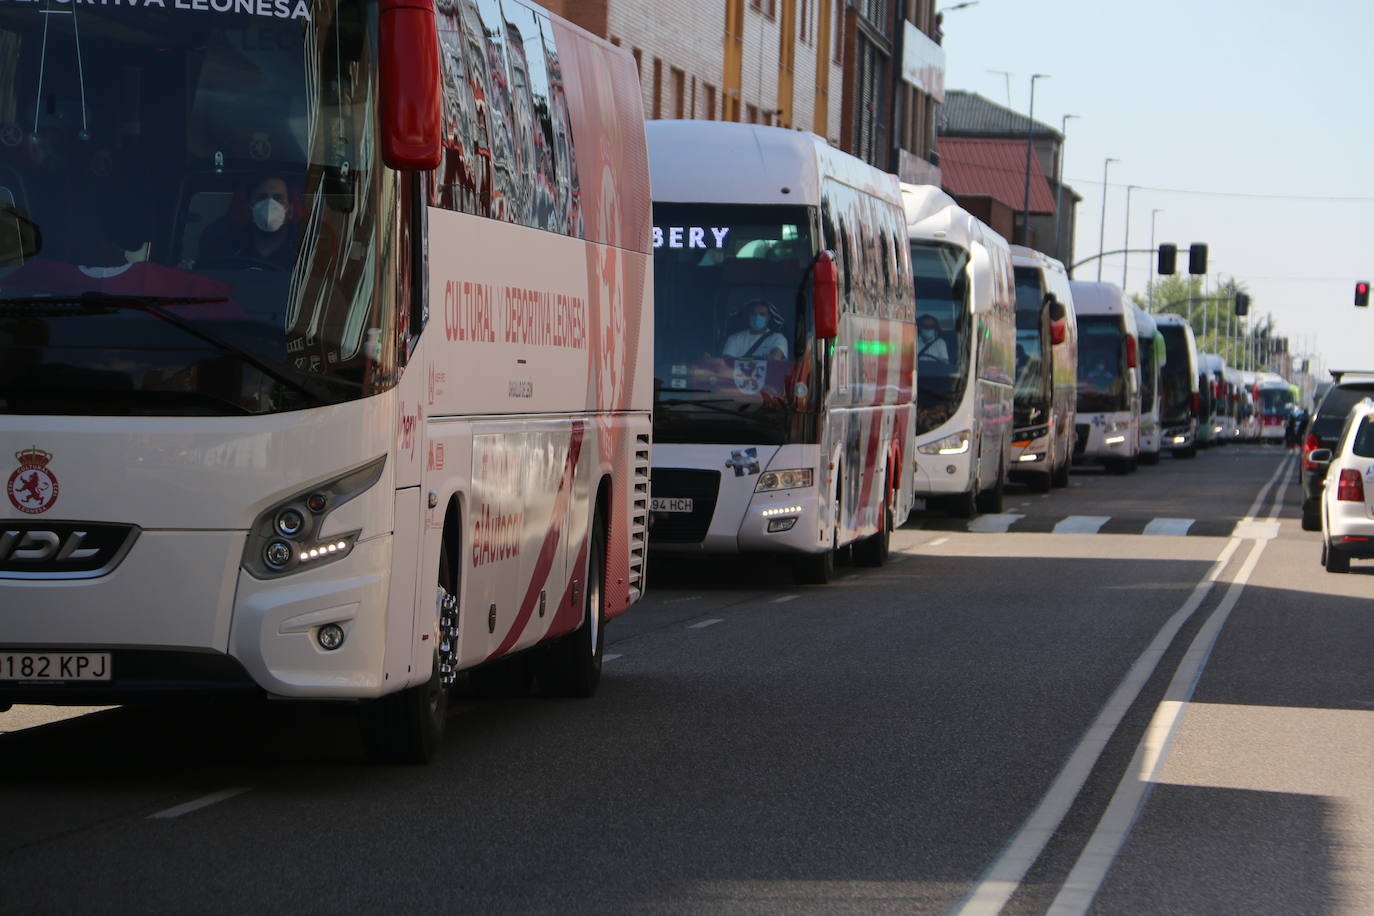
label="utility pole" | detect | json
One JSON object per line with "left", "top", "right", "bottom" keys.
{"left": 1096, "top": 157, "right": 1117, "bottom": 282}
{"left": 1019, "top": 74, "right": 1049, "bottom": 247}
{"left": 1053, "top": 114, "right": 1078, "bottom": 263}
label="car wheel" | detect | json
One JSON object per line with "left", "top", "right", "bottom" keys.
{"left": 1325, "top": 538, "right": 1351, "bottom": 573}
{"left": 1301, "top": 500, "right": 1321, "bottom": 532}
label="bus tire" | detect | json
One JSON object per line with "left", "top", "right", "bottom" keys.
{"left": 944, "top": 489, "right": 978, "bottom": 519}
{"left": 976, "top": 460, "right": 1005, "bottom": 513}
{"left": 537, "top": 515, "right": 606, "bottom": 698}
{"left": 853, "top": 488, "right": 892, "bottom": 568}
{"left": 361, "top": 535, "right": 457, "bottom": 764}
{"left": 1026, "top": 470, "right": 1052, "bottom": 493}
{"left": 1141, "top": 449, "right": 1161, "bottom": 466}
{"left": 794, "top": 545, "right": 835, "bottom": 585}
{"left": 1051, "top": 458, "right": 1071, "bottom": 488}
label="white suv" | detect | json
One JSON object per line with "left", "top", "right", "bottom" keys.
{"left": 1310, "top": 397, "right": 1374, "bottom": 573}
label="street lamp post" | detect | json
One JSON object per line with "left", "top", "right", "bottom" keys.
{"left": 1122, "top": 184, "right": 1136, "bottom": 290}
{"left": 1096, "top": 157, "right": 1118, "bottom": 281}
{"left": 1148, "top": 208, "right": 1164, "bottom": 311}
{"left": 1020, "top": 73, "right": 1049, "bottom": 247}
{"left": 1053, "top": 113, "right": 1078, "bottom": 263}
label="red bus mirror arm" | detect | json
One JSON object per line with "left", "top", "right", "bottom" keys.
{"left": 813, "top": 250, "right": 839, "bottom": 340}
{"left": 379, "top": 0, "right": 443, "bottom": 171}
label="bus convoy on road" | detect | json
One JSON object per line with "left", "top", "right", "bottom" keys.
{"left": 0, "top": 0, "right": 1317, "bottom": 760}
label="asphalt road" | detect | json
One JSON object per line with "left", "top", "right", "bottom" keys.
{"left": 2, "top": 442, "right": 1367, "bottom": 915}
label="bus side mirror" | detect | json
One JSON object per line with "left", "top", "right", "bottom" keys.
{"left": 378, "top": 0, "right": 443, "bottom": 171}
{"left": 1124, "top": 334, "right": 1138, "bottom": 369}
{"left": 813, "top": 250, "right": 839, "bottom": 340}
{"left": 1045, "top": 294, "right": 1066, "bottom": 323}
{"left": 1049, "top": 318, "right": 1066, "bottom": 346}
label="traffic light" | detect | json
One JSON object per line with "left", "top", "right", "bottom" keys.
{"left": 1188, "top": 243, "right": 1208, "bottom": 275}
{"left": 1157, "top": 243, "right": 1177, "bottom": 275}
{"left": 1234, "top": 292, "right": 1250, "bottom": 316}
{"left": 1356, "top": 281, "right": 1370, "bottom": 307}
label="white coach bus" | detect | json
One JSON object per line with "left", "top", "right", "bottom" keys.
{"left": 0, "top": 0, "right": 652, "bottom": 762}
{"left": 1153, "top": 312, "right": 1200, "bottom": 458}
{"left": 1071, "top": 281, "right": 1141, "bottom": 473}
{"left": 1010, "top": 245, "right": 1077, "bottom": 491}
{"left": 647, "top": 121, "right": 916, "bottom": 584}
{"left": 904, "top": 185, "right": 1015, "bottom": 516}
{"left": 1133, "top": 304, "right": 1165, "bottom": 464}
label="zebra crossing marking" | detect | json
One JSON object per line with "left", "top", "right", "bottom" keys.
{"left": 1142, "top": 518, "right": 1196, "bottom": 536}
{"left": 1052, "top": 515, "right": 1112, "bottom": 534}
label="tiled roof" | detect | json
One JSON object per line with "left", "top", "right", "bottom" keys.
{"left": 940, "top": 90, "right": 1060, "bottom": 139}
{"left": 937, "top": 137, "right": 1057, "bottom": 213}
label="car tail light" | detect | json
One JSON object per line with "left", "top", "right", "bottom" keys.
{"left": 1302, "top": 433, "right": 1321, "bottom": 470}
{"left": 1337, "top": 469, "right": 1365, "bottom": 502}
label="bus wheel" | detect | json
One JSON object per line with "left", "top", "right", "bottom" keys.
{"left": 537, "top": 515, "right": 606, "bottom": 698}
{"left": 853, "top": 487, "right": 892, "bottom": 568}
{"left": 975, "top": 460, "right": 1005, "bottom": 513}
{"left": 1141, "top": 449, "right": 1161, "bottom": 466}
{"left": 944, "top": 489, "right": 978, "bottom": 519}
{"left": 794, "top": 545, "right": 835, "bottom": 585}
{"left": 360, "top": 540, "right": 457, "bottom": 764}
{"left": 1051, "top": 458, "right": 1071, "bottom": 488}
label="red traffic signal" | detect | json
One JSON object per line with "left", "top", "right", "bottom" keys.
{"left": 1357, "top": 281, "right": 1370, "bottom": 307}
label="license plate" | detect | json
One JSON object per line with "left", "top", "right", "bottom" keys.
{"left": 0, "top": 652, "right": 112, "bottom": 682}
{"left": 651, "top": 497, "right": 694, "bottom": 513}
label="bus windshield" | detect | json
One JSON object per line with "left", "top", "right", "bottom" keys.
{"left": 1157, "top": 325, "right": 1194, "bottom": 423}
{"left": 651, "top": 202, "right": 816, "bottom": 445}
{"left": 1259, "top": 387, "right": 1294, "bottom": 416}
{"left": 912, "top": 241, "right": 971, "bottom": 434}
{"left": 0, "top": 1, "right": 390, "bottom": 416}
{"left": 1077, "top": 315, "right": 1128, "bottom": 413}
{"left": 1013, "top": 267, "right": 1049, "bottom": 427}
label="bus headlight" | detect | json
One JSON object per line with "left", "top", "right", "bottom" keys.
{"left": 918, "top": 430, "right": 970, "bottom": 456}
{"left": 241, "top": 456, "right": 386, "bottom": 580}
{"left": 755, "top": 469, "right": 813, "bottom": 492}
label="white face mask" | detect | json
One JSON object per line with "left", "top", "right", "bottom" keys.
{"left": 251, "top": 197, "right": 287, "bottom": 233}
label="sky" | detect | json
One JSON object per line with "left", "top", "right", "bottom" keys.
{"left": 938, "top": 0, "right": 1374, "bottom": 376}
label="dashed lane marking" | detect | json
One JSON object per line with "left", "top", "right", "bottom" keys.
{"left": 1052, "top": 515, "right": 1112, "bottom": 534}
{"left": 687, "top": 618, "right": 723, "bottom": 629}
{"left": 148, "top": 787, "right": 253, "bottom": 820}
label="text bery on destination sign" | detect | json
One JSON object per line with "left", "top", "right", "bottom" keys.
{"left": 652, "top": 227, "right": 731, "bottom": 249}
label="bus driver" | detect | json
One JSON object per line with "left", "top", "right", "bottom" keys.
{"left": 722, "top": 299, "right": 789, "bottom": 360}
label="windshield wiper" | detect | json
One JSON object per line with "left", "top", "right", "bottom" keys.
{"left": 1, "top": 292, "right": 343, "bottom": 404}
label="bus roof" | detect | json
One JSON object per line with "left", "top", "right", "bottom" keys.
{"left": 902, "top": 183, "right": 999, "bottom": 252}
{"left": 1152, "top": 312, "right": 1191, "bottom": 327}
{"left": 1132, "top": 303, "right": 1158, "bottom": 337}
{"left": 645, "top": 120, "right": 899, "bottom": 207}
{"left": 1068, "top": 280, "right": 1131, "bottom": 317}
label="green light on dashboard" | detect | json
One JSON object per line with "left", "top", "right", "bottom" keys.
{"left": 854, "top": 339, "right": 890, "bottom": 356}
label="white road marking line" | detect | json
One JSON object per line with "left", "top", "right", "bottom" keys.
{"left": 772, "top": 595, "right": 800, "bottom": 603}
{"left": 687, "top": 618, "right": 723, "bottom": 629}
{"left": 955, "top": 451, "right": 1293, "bottom": 916}
{"left": 1052, "top": 515, "right": 1111, "bottom": 534}
{"left": 927, "top": 537, "right": 950, "bottom": 546}
{"left": 1047, "top": 460, "right": 1294, "bottom": 915}
{"left": 1142, "top": 517, "right": 1196, "bottom": 536}
{"left": 602, "top": 653, "right": 623, "bottom": 663}
{"left": 968, "top": 513, "right": 1024, "bottom": 533}
{"left": 148, "top": 787, "right": 253, "bottom": 820}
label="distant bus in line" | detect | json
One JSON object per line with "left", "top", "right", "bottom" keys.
{"left": 1152, "top": 313, "right": 1200, "bottom": 458}
{"left": 1133, "top": 304, "right": 1165, "bottom": 465}
{"left": 1070, "top": 281, "right": 1141, "bottom": 473}
{"left": 904, "top": 184, "right": 1015, "bottom": 516}
{"left": 647, "top": 121, "right": 916, "bottom": 584}
{"left": 1255, "top": 373, "right": 1297, "bottom": 441}
{"left": 1009, "top": 245, "right": 1077, "bottom": 491}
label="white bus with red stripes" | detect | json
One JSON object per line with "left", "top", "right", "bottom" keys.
{"left": 0, "top": 0, "right": 651, "bottom": 762}
{"left": 903, "top": 185, "right": 1015, "bottom": 516}
{"left": 647, "top": 121, "right": 916, "bottom": 584}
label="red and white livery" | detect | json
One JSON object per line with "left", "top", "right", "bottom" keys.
{"left": 0, "top": 0, "right": 650, "bottom": 761}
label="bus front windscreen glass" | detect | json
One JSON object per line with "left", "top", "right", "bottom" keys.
{"left": 1158, "top": 325, "right": 1194, "bottom": 423}
{"left": 1077, "top": 315, "right": 1128, "bottom": 412}
{"left": 1013, "top": 267, "right": 1048, "bottom": 427}
{"left": 912, "top": 241, "right": 971, "bottom": 434}
{"left": 0, "top": 1, "right": 393, "bottom": 416}
{"left": 1259, "top": 387, "right": 1294, "bottom": 416}
{"left": 652, "top": 203, "right": 816, "bottom": 445}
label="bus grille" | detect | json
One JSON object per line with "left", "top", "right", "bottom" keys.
{"left": 628, "top": 435, "right": 650, "bottom": 602}
{"left": 649, "top": 468, "right": 720, "bottom": 544}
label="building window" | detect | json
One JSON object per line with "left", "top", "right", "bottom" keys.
{"left": 706, "top": 84, "right": 717, "bottom": 120}
{"left": 746, "top": 103, "right": 759, "bottom": 124}
{"left": 671, "top": 67, "right": 686, "bottom": 119}
{"left": 833, "top": 2, "right": 843, "bottom": 63}
{"left": 853, "top": 36, "right": 887, "bottom": 164}
{"left": 800, "top": 0, "right": 810, "bottom": 42}
{"left": 652, "top": 58, "right": 663, "bottom": 119}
